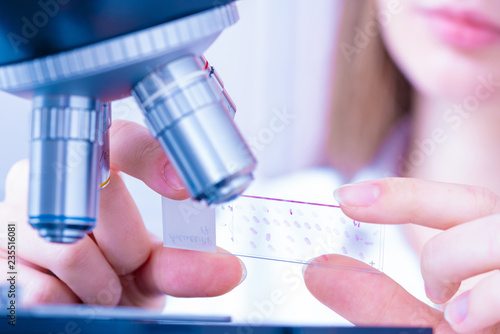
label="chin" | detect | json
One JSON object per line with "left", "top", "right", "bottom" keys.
{"left": 392, "top": 40, "right": 500, "bottom": 103}
{"left": 379, "top": 1, "right": 500, "bottom": 104}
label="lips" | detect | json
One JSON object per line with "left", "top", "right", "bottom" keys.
{"left": 417, "top": 7, "right": 500, "bottom": 49}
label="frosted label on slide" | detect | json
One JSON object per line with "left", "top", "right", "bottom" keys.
{"left": 162, "top": 197, "right": 216, "bottom": 253}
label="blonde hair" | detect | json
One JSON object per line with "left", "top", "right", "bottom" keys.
{"left": 326, "top": 0, "right": 412, "bottom": 177}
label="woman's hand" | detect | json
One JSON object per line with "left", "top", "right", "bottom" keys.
{"left": 303, "top": 177, "right": 500, "bottom": 333}
{"left": 0, "top": 120, "right": 244, "bottom": 308}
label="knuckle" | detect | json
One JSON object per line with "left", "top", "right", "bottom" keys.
{"left": 53, "top": 243, "right": 90, "bottom": 273}
{"left": 109, "top": 119, "right": 134, "bottom": 144}
{"left": 111, "top": 120, "right": 163, "bottom": 166}
{"left": 388, "top": 177, "right": 421, "bottom": 223}
{"left": 468, "top": 185, "right": 499, "bottom": 215}
{"left": 406, "top": 180, "right": 422, "bottom": 223}
{"left": 113, "top": 245, "right": 151, "bottom": 276}
{"left": 135, "top": 137, "right": 163, "bottom": 165}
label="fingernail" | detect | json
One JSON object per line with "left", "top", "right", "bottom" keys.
{"left": 237, "top": 257, "right": 247, "bottom": 286}
{"left": 302, "top": 255, "right": 327, "bottom": 277}
{"left": 424, "top": 283, "right": 438, "bottom": 300}
{"left": 445, "top": 292, "right": 469, "bottom": 325}
{"left": 333, "top": 182, "right": 380, "bottom": 207}
{"left": 424, "top": 283, "right": 434, "bottom": 300}
{"left": 163, "top": 163, "right": 185, "bottom": 191}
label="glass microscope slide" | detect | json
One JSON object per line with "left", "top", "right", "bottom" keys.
{"left": 162, "top": 195, "right": 385, "bottom": 273}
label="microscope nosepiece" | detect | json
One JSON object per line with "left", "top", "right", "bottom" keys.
{"left": 133, "top": 55, "right": 256, "bottom": 204}
{"left": 0, "top": 1, "right": 247, "bottom": 243}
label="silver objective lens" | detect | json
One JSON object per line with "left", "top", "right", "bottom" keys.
{"left": 133, "top": 55, "right": 256, "bottom": 204}
{"left": 28, "top": 96, "right": 111, "bottom": 243}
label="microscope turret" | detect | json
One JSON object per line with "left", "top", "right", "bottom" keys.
{"left": 0, "top": 0, "right": 256, "bottom": 243}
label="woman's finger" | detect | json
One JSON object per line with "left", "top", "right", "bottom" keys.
{"left": 0, "top": 258, "right": 79, "bottom": 306}
{"left": 1, "top": 159, "right": 123, "bottom": 305}
{"left": 92, "top": 170, "right": 152, "bottom": 275}
{"left": 3, "top": 159, "right": 29, "bottom": 211}
{"left": 334, "top": 177, "right": 500, "bottom": 230}
{"left": 21, "top": 233, "right": 122, "bottom": 306}
{"left": 109, "top": 120, "right": 189, "bottom": 200}
{"left": 0, "top": 208, "right": 122, "bottom": 306}
{"left": 420, "top": 215, "right": 500, "bottom": 304}
{"left": 445, "top": 271, "right": 500, "bottom": 333}
{"left": 133, "top": 240, "right": 245, "bottom": 299}
{"left": 303, "top": 254, "right": 447, "bottom": 329}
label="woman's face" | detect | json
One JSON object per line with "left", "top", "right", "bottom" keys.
{"left": 376, "top": 0, "right": 500, "bottom": 103}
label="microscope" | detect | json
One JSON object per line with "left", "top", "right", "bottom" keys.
{"left": 0, "top": 0, "right": 256, "bottom": 243}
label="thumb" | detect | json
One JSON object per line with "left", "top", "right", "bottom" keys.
{"left": 303, "top": 254, "right": 447, "bottom": 330}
